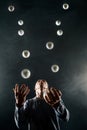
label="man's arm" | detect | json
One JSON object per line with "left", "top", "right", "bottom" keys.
{"left": 13, "top": 84, "right": 30, "bottom": 129}
{"left": 54, "top": 99, "right": 70, "bottom": 122}
{"left": 14, "top": 100, "right": 31, "bottom": 129}
{"left": 44, "top": 87, "right": 70, "bottom": 122}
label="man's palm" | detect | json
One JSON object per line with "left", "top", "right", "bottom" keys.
{"left": 13, "top": 84, "right": 30, "bottom": 107}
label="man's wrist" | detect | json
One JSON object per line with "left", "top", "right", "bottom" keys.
{"left": 16, "top": 103, "right": 24, "bottom": 108}
{"left": 53, "top": 100, "right": 60, "bottom": 108}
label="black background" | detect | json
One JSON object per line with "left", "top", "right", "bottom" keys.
{"left": 0, "top": 0, "right": 87, "bottom": 130}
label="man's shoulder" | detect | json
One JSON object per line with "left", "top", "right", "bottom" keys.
{"left": 24, "top": 97, "right": 37, "bottom": 109}
{"left": 26, "top": 97, "right": 37, "bottom": 104}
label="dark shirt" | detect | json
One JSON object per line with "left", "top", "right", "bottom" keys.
{"left": 14, "top": 97, "right": 69, "bottom": 130}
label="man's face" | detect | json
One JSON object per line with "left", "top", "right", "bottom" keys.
{"left": 35, "top": 80, "right": 49, "bottom": 99}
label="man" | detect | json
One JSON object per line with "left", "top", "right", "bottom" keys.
{"left": 13, "top": 79, "right": 70, "bottom": 130}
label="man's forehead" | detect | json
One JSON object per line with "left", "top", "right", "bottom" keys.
{"left": 35, "top": 80, "right": 48, "bottom": 89}
{"left": 35, "top": 85, "right": 48, "bottom": 89}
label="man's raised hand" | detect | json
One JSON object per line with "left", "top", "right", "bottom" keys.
{"left": 13, "top": 84, "right": 30, "bottom": 107}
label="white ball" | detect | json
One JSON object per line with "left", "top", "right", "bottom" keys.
{"left": 57, "top": 30, "right": 63, "bottom": 36}
{"left": 51, "top": 64, "right": 59, "bottom": 73}
{"left": 18, "top": 30, "right": 24, "bottom": 36}
{"left": 46, "top": 42, "right": 54, "bottom": 50}
{"left": 21, "top": 69, "right": 31, "bottom": 79}
{"left": 22, "top": 50, "right": 30, "bottom": 58}
{"left": 8, "top": 5, "right": 15, "bottom": 12}
{"left": 18, "top": 20, "right": 24, "bottom": 26}
{"left": 63, "top": 3, "right": 69, "bottom": 10}
{"left": 55, "top": 20, "right": 61, "bottom": 26}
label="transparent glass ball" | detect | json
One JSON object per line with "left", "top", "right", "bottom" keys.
{"left": 21, "top": 69, "right": 31, "bottom": 79}
{"left": 51, "top": 64, "right": 59, "bottom": 73}
{"left": 22, "top": 50, "right": 30, "bottom": 58}
{"left": 18, "top": 29, "right": 24, "bottom": 36}
{"left": 46, "top": 42, "right": 54, "bottom": 50}
{"left": 57, "top": 30, "right": 63, "bottom": 36}
{"left": 55, "top": 20, "right": 61, "bottom": 26}
{"left": 8, "top": 5, "right": 15, "bottom": 12}
{"left": 18, "top": 20, "right": 24, "bottom": 26}
{"left": 63, "top": 3, "right": 69, "bottom": 10}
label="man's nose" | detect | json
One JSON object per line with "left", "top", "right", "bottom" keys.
{"left": 41, "top": 82, "right": 44, "bottom": 88}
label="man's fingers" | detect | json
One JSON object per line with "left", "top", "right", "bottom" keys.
{"left": 56, "top": 89, "right": 62, "bottom": 96}
{"left": 25, "top": 88, "right": 30, "bottom": 96}
{"left": 44, "top": 87, "right": 62, "bottom": 106}
{"left": 44, "top": 95, "right": 51, "bottom": 104}
{"left": 50, "top": 88, "right": 59, "bottom": 100}
{"left": 13, "top": 84, "right": 19, "bottom": 94}
{"left": 47, "top": 90, "right": 56, "bottom": 102}
{"left": 20, "top": 84, "right": 27, "bottom": 94}
{"left": 23, "top": 87, "right": 30, "bottom": 97}
{"left": 20, "top": 84, "right": 30, "bottom": 97}
{"left": 44, "top": 94, "right": 56, "bottom": 106}
{"left": 20, "top": 84, "right": 26, "bottom": 90}
{"left": 50, "top": 87, "right": 61, "bottom": 100}
{"left": 13, "top": 88, "right": 15, "bottom": 94}
{"left": 15, "top": 84, "right": 19, "bottom": 93}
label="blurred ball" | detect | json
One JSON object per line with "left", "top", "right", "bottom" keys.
{"left": 51, "top": 64, "right": 59, "bottom": 73}
{"left": 18, "top": 20, "right": 24, "bottom": 26}
{"left": 21, "top": 69, "right": 31, "bottom": 79}
{"left": 55, "top": 20, "right": 61, "bottom": 26}
{"left": 63, "top": 3, "right": 69, "bottom": 10}
{"left": 57, "top": 30, "right": 63, "bottom": 36}
{"left": 46, "top": 42, "right": 54, "bottom": 50}
{"left": 22, "top": 50, "right": 30, "bottom": 58}
{"left": 18, "top": 29, "right": 24, "bottom": 36}
{"left": 8, "top": 5, "right": 15, "bottom": 12}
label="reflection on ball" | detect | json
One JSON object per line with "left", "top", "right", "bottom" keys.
{"left": 21, "top": 69, "right": 31, "bottom": 79}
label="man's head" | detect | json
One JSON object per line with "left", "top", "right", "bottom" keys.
{"left": 35, "top": 79, "right": 49, "bottom": 99}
